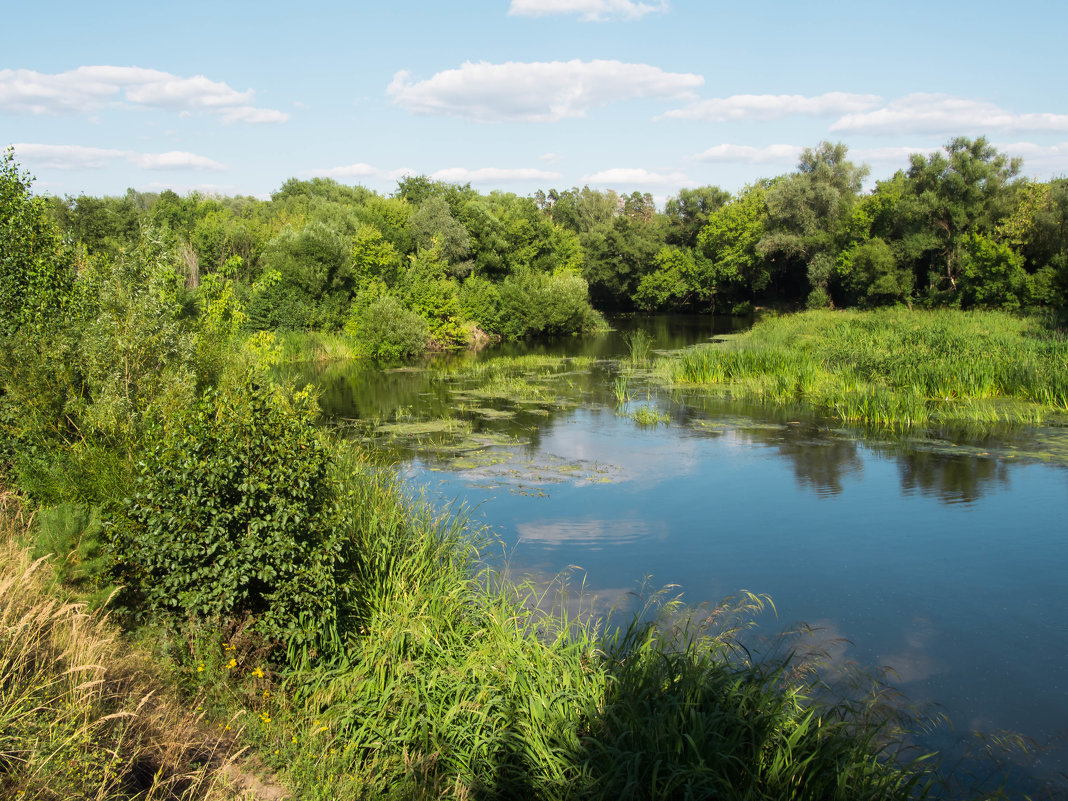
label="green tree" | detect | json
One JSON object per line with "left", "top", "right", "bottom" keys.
{"left": 696, "top": 184, "right": 770, "bottom": 307}
{"left": 844, "top": 238, "right": 913, "bottom": 308}
{"left": 665, "top": 186, "right": 731, "bottom": 248}
{"left": 901, "top": 136, "right": 1022, "bottom": 299}
{"left": 409, "top": 196, "right": 471, "bottom": 273}
{"left": 0, "top": 149, "right": 78, "bottom": 338}
{"left": 758, "top": 142, "right": 868, "bottom": 307}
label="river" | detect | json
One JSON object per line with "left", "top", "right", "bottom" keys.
{"left": 293, "top": 314, "right": 1068, "bottom": 791}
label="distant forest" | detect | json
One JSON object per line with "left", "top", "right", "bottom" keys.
{"left": 39, "top": 136, "right": 1068, "bottom": 351}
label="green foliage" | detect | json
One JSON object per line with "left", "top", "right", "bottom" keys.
{"left": 347, "top": 293, "right": 430, "bottom": 360}
{"left": 458, "top": 274, "right": 504, "bottom": 333}
{"left": 497, "top": 269, "right": 603, "bottom": 339}
{"left": 75, "top": 231, "right": 198, "bottom": 452}
{"left": 350, "top": 223, "right": 403, "bottom": 285}
{"left": 959, "top": 232, "right": 1031, "bottom": 309}
{"left": 843, "top": 237, "right": 913, "bottom": 307}
{"left": 0, "top": 149, "right": 78, "bottom": 339}
{"left": 400, "top": 247, "right": 467, "bottom": 347}
{"left": 673, "top": 309, "right": 1068, "bottom": 429}
{"left": 409, "top": 195, "right": 471, "bottom": 272}
{"left": 664, "top": 185, "right": 731, "bottom": 247}
{"left": 193, "top": 272, "right": 248, "bottom": 385}
{"left": 697, "top": 184, "right": 770, "bottom": 303}
{"left": 115, "top": 374, "right": 349, "bottom": 653}
{"left": 30, "top": 503, "right": 116, "bottom": 605}
{"left": 759, "top": 142, "right": 869, "bottom": 303}
{"left": 244, "top": 268, "right": 314, "bottom": 330}
{"left": 901, "top": 136, "right": 1022, "bottom": 298}
{"left": 259, "top": 221, "right": 354, "bottom": 329}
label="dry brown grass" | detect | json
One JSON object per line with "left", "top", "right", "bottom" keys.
{"left": 0, "top": 491, "right": 286, "bottom": 801}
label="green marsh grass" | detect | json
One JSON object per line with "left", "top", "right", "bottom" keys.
{"left": 631, "top": 404, "right": 669, "bottom": 427}
{"left": 272, "top": 329, "right": 360, "bottom": 363}
{"left": 673, "top": 309, "right": 1068, "bottom": 430}
{"left": 624, "top": 329, "right": 653, "bottom": 366}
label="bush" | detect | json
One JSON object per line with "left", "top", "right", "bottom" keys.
{"left": 114, "top": 373, "right": 351, "bottom": 655}
{"left": 498, "top": 269, "right": 602, "bottom": 339}
{"left": 347, "top": 294, "right": 429, "bottom": 360}
{"left": 458, "top": 274, "right": 503, "bottom": 334}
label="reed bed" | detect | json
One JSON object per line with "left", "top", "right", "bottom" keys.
{"left": 673, "top": 309, "right": 1068, "bottom": 429}
{"left": 271, "top": 330, "right": 360, "bottom": 364}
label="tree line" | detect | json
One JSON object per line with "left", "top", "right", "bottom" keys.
{"left": 35, "top": 135, "right": 1068, "bottom": 356}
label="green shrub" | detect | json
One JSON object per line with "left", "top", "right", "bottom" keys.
{"left": 458, "top": 274, "right": 503, "bottom": 334}
{"left": 0, "top": 149, "right": 78, "bottom": 338}
{"left": 114, "top": 373, "right": 350, "bottom": 655}
{"left": 498, "top": 269, "right": 603, "bottom": 339}
{"left": 348, "top": 294, "right": 430, "bottom": 360}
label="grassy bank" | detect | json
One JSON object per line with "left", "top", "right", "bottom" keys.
{"left": 671, "top": 309, "right": 1068, "bottom": 430}
{"left": 3, "top": 453, "right": 955, "bottom": 800}
{"left": 0, "top": 493, "right": 269, "bottom": 800}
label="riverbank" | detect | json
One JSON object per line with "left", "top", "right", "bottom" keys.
{"left": 3, "top": 445, "right": 951, "bottom": 800}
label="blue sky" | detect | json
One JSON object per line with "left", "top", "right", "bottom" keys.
{"left": 4, "top": 0, "right": 1067, "bottom": 201}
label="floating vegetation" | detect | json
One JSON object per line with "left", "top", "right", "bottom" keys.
{"left": 468, "top": 406, "right": 518, "bottom": 420}
{"left": 632, "top": 404, "right": 670, "bottom": 427}
{"left": 371, "top": 418, "right": 469, "bottom": 438}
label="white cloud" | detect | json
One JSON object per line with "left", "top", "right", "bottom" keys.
{"left": 831, "top": 93, "right": 1068, "bottom": 135}
{"left": 850, "top": 145, "right": 939, "bottom": 166}
{"left": 993, "top": 141, "right": 1068, "bottom": 174}
{"left": 10, "top": 144, "right": 126, "bottom": 169}
{"left": 129, "top": 150, "right": 226, "bottom": 171}
{"left": 10, "top": 143, "right": 226, "bottom": 171}
{"left": 429, "top": 166, "right": 562, "bottom": 183}
{"left": 314, "top": 162, "right": 380, "bottom": 179}
{"left": 508, "top": 0, "right": 668, "bottom": 21}
{"left": 387, "top": 59, "right": 702, "bottom": 123}
{"left": 662, "top": 92, "right": 881, "bottom": 122}
{"left": 691, "top": 144, "right": 802, "bottom": 164}
{"left": 582, "top": 167, "right": 692, "bottom": 187}
{"left": 539, "top": 152, "right": 561, "bottom": 164}
{"left": 0, "top": 66, "right": 289, "bottom": 123}
{"left": 385, "top": 166, "right": 417, "bottom": 181}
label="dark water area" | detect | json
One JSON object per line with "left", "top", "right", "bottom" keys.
{"left": 292, "top": 315, "right": 1068, "bottom": 790}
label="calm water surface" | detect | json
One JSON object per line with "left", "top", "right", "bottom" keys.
{"left": 296, "top": 315, "right": 1068, "bottom": 785}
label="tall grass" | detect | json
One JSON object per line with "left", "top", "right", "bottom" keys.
{"left": 0, "top": 494, "right": 253, "bottom": 800}
{"left": 272, "top": 330, "right": 360, "bottom": 364}
{"left": 624, "top": 329, "right": 653, "bottom": 366}
{"left": 169, "top": 450, "right": 944, "bottom": 800}
{"left": 673, "top": 309, "right": 1068, "bottom": 430}
{"left": 8, "top": 447, "right": 1037, "bottom": 799}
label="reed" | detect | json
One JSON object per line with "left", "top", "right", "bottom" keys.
{"left": 624, "top": 329, "right": 653, "bottom": 366}
{"left": 673, "top": 309, "right": 1068, "bottom": 429}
